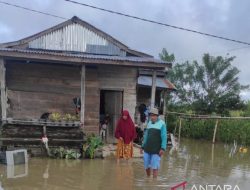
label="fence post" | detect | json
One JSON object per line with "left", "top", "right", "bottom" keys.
{"left": 212, "top": 119, "right": 219, "bottom": 144}
{"left": 178, "top": 117, "right": 182, "bottom": 143}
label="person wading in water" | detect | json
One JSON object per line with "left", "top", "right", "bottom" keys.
{"left": 140, "top": 107, "right": 167, "bottom": 178}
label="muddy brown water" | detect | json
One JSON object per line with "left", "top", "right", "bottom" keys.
{"left": 0, "top": 138, "right": 249, "bottom": 190}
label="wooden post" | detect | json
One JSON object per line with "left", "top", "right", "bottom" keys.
{"left": 0, "top": 58, "right": 7, "bottom": 121}
{"left": 163, "top": 91, "right": 167, "bottom": 117}
{"left": 212, "top": 119, "right": 219, "bottom": 144}
{"left": 150, "top": 70, "right": 157, "bottom": 109}
{"left": 178, "top": 117, "right": 182, "bottom": 143}
{"left": 43, "top": 125, "right": 47, "bottom": 137}
{"left": 80, "top": 65, "right": 86, "bottom": 127}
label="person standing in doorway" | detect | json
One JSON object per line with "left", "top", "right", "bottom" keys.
{"left": 115, "top": 110, "right": 136, "bottom": 160}
{"left": 141, "top": 107, "right": 167, "bottom": 178}
{"left": 100, "top": 119, "right": 108, "bottom": 142}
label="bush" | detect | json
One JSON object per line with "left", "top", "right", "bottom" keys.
{"left": 49, "top": 147, "right": 81, "bottom": 159}
{"left": 170, "top": 117, "right": 250, "bottom": 145}
{"left": 180, "top": 119, "right": 215, "bottom": 140}
{"left": 82, "top": 135, "right": 103, "bottom": 159}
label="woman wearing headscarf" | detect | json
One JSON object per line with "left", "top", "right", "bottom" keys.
{"left": 115, "top": 110, "right": 136, "bottom": 160}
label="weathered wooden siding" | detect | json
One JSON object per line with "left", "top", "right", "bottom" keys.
{"left": 84, "top": 67, "right": 100, "bottom": 134}
{"left": 1, "top": 125, "right": 82, "bottom": 142}
{"left": 4, "top": 61, "right": 138, "bottom": 135}
{"left": 6, "top": 61, "right": 81, "bottom": 119}
{"left": 82, "top": 65, "right": 137, "bottom": 135}
{"left": 98, "top": 65, "right": 137, "bottom": 120}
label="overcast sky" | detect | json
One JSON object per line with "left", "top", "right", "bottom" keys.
{"left": 0, "top": 0, "right": 250, "bottom": 99}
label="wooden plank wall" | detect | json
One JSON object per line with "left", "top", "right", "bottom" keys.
{"left": 98, "top": 65, "right": 137, "bottom": 121}
{"left": 6, "top": 61, "right": 81, "bottom": 119}
{"left": 84, "top": 67, "right": 100, "bottom": 134}
{"left": 5, "top": 61, "right": 137, "bottom": 135}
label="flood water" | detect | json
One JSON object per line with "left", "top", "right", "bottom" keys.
{"left": 0, "top": 138, "right": 250, "bottom": 190}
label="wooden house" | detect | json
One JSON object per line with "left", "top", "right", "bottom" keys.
{"left": 0, "top": 16, "right": 175, "bottom": 154}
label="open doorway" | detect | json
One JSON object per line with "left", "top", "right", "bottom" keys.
{"left": 100, "top": 90, "right": 123, "bottom": 141}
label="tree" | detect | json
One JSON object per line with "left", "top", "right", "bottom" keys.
{"left": 161, "top": 51, "right": 249, "bottom": 114}
{"left": 159, "top": 48, "right": 175, "bottom": 63}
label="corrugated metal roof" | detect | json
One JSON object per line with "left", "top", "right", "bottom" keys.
{"left": 0, "top": 16, "right": 154, "bottom": 58}
{"left": 0, "top": 48, "right": 166, "bottom": 64}
{"left": 29, "top": 23, "right": 126, "bottom": 56}
{"left": 138, "top": 75, "right": 176, "bottom": 90}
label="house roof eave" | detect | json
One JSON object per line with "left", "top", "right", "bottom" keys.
{"left": 0, "top": 48, "right": 170, "bottom": 69}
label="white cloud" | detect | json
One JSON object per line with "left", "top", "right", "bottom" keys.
{"left": 0, "top": 22, "right": 11, "bottom": 34}
{"left": 240, "top": 91, "right": 250, "bottom": 101}
{"left": 0, "top": 22, "right": 13, "bottom": 42}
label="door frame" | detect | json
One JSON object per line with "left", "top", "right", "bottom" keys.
{"left": 99, "top": 88, "right": 124, "bottom": 140}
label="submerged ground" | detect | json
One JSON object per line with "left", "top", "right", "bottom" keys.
{"left": 0, "top": 138, "right": 249, "bottom": 190}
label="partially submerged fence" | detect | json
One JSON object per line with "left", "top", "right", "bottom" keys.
{"left": 167, "top": 111, "right": 250, "bottom": 144}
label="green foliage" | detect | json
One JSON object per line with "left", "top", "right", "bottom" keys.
{"left": 163, "top": 53, "right": 248, "bottom": 114}
{"left": 62, "top": 113, "right": 79, "bottom": 121}
{"left": 82, "top": 135, "right": 103, "bottom": 159}
{"left": 49, "top": 113, "right": 79, "bottom": 121}
{"left": 159, "top": 48, "right": 175, "bottom": 63}
{"left": 161, "top": 49, "right": 250, "bottom": 144}
{"left": 176, "top": 119, "right": 250, "bottom": 145}
{"left": 49, "top": 147, "right": 81, "bottom": 159}
{"left": 166, "top": 114, "right": 178, "bottom": 133}
{"left": 217, "top": 120, "right": 250, "bottom": 145}
{"left": 229, "top": 110, "right": 245, "bottom": 117}
{"left": 243, "top": 101, "right": 250, "bottom": 116}
{"left": 50, "top": 112, "right": 61, "bottom": 121}
{"left": 180, "top": 119, "right": 215, "bottom": 140}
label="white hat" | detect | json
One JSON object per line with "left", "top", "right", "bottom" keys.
{"left": 149, "top": 108, "right": 159, "bottom": 115}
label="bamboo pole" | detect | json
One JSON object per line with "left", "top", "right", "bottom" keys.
{"left": 178, "top": 117, "right": 182, "bottom": 143}
{"left": 168, "top": 111, "right": 250, "bottom": 120}
{"left": 212, "top": 119, "right": 219, "bottom": 144}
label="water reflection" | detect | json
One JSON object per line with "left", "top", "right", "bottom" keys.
{"left": 0, "top": 182, "right": 3, "bottom": 190}
{"left": 0, "top": 139, "right": 250, "bottom": 189}
{"left": 7, "top": 164, "right": 28, "bottom": 179}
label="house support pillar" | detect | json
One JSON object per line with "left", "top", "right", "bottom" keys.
{"left": 163, "top": 90, "right": 167, "bottom": 121}
{"left": 0, "top": 58, "right": 7, "bottom": 121}
{"left": 150, "top": 70, "right": 157, "bottom": 109}
{"left": 80, "top": 65, "right": 86, "bottom": 128}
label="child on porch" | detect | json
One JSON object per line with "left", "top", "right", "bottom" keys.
{"left": 100, "top": 119, "right": 108, "bottom": 141}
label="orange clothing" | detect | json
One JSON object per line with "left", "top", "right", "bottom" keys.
{"left": 116, "top": 139, "right": 133, "bottom": 159}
